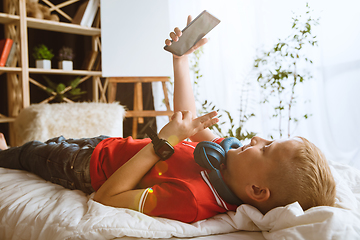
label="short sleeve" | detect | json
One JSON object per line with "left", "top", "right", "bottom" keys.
{"left": 138, "top": 183, "right": 198, "bottom": 223}
{"left": 211, "top": 137, "right": 225, "bottom": 144}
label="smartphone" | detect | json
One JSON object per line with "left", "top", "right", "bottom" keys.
{"left": 164, "top": 10, "right": 221, "bottom": 56}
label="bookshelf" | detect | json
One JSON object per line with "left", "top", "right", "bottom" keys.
{"left": 0, "top": 0, "right": 105, "bottom": 145}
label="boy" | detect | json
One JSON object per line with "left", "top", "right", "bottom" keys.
{"left": 0, "top": 16, "right": 336, "bottom": 223}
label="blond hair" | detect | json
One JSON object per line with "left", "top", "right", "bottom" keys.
{"left": 269, "top": 136, "right": 336, "bottom": 212}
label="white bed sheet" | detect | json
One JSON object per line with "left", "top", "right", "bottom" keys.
{"left": 0, "top": 160, "right": 359, "bottom": 240}
{"left": 115, "top": 232, "right": 265, "bottom": 240}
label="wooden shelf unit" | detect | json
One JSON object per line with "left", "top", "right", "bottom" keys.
{"left": 0, "top": 66, "right": 22, "bottom": 73}
{"left": 28, "top": 68, "right": 102, "bottom": 75}
{"left": 0, "top": 116, "right": 15, "bottom": 123}
{"left": 1, "top": 0, "right": 105, "bottom": 145}
{"left": 0, "top": 12, "right": 101, "bottom": 36}
{"left": 0, "top": 12, "right": 19, "bottom": 23}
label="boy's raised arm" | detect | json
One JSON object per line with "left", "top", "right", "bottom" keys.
{"left": 93, "top": 17, "right": 220, "bottom": 209}
{"left": 166, "top": 16, "right": 217, "bottom": 142}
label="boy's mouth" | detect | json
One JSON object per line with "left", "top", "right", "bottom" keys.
{"left": 241, "top": 144, "right": 250, "bottom": 152}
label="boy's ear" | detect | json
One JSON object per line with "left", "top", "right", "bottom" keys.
{"left": 245, "top": 184, "right": 270, "bottom": 203}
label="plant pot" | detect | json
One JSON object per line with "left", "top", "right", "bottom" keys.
{"left": 58, "top": 60, "right": 73, "bottom": 71}
{"left": 36, "top": 59, "right": 51, "bottom": 69}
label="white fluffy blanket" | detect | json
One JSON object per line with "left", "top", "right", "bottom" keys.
{"left": 0, "top": 160, "right": 359, "bottom": 240}
{"left": 14, "top": 102, "right": 125, "bottom": 146}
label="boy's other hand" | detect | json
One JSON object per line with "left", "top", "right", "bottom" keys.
{"left": 165, "top": 15, "right": 208, "bottom": 58}
{"left": 159, "top": 111, "right": 218, "bottom": 146}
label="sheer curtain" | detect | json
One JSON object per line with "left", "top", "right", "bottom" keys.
{"left": 155, "top": 0, "right": 260, "bottom": 133}
{"left": 153, "top": 0, "right": 360, "bottom": 169}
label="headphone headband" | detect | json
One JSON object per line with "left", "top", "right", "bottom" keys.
{"left": 194, "top": 138, "right": 243, "bottom": 206}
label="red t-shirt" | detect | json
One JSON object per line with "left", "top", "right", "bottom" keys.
{"left": 90, "top": 137, "right": 238, "bottom": 223}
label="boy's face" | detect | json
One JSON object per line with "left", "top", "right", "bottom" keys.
{"left": 221, "top": 136, "right": 299, "bottom": 200}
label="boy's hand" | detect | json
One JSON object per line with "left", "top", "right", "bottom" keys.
{"left": 165, "top": 15, "right": 208, "bottom": 58}
{"left": 158, "top": 111, "right": 218, "bottom": 146}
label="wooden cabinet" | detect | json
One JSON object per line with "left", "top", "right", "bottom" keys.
{"left": 0, "top": 0, "right": 105, "bottom": 145}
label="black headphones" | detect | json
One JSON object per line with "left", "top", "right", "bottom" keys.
{"left": 194, "top": 137, "right": 244, "bottom": 206}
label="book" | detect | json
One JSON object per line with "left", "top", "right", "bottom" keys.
{"left": 72, "top": 0, "right": 99, "bottom": 27}
{"left": 5, "top": 42, "right": 17, "bottom": 67}
{"left": 0, "top": 38, "right": 13, "bottom": 67}
{"left": 82, "top": 0, "right": 100, "bottom": 27}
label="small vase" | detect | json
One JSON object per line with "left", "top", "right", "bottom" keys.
{"left": 58, "top": 60, "right": 73, "bottom": 71}
{"left": 36, "top": 59, "right": 51, "bottom": 69}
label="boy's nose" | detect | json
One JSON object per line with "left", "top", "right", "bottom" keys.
{"left": 250, "top": 136, "right": 265, "bottom": 146}
{"left": 250, "top": 136, "right": 258, "bottom": 146}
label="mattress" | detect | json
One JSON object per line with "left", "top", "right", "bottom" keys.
{"left": 0, "top": 160, "right": 359, "bottom": 240}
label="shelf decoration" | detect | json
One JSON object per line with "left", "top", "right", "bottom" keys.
{"left": 26, "top": 1, "right": 59, "bottom": 21}
{"left": 32, "top": 44, "right": 54, "bottom": 69}
{"left": 44, "top": 76, "right": 86, "bottom": 103}
{"left": 58, "top": 46, "right": 74, "bottom": 71}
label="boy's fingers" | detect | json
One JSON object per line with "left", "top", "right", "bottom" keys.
{"left": 203, "top": 111, "right": 218, "bottom": 120}
{"left": 165, "top": 28, "right": 182, "bottom": 46}
{"left": 174, "top": 27, "right": 182, "bottom": 37}
{"left": 171, "top": 111, "right": 182, "bottom": 121}
{"left": 187, "top": 15, "right": 192, "bottom": 26}
{"left": 189, "top": 38, "right": 208, "bottom": 53}
{"left": 199, "top": 111, "right": 219, "bottom": 129}
{"left": 194, "top": 38, "right": 208, "bottom": 48}
{"left": 196, "top": 111, "right": 218, "bottom": 124}
{"left": 165, "top": 39, "right": 172, "bottom": 46}
{"left": 170, "top": 32, "right": 178, "bottom": 42}
{"left": 203, "top": 117, "right": 219, "bottom": 129}
{"left": 184, "top": 38, "right": 208, "bottom": 55}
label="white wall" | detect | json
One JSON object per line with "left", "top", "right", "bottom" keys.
{"left": 101, "top": 0, "right": 172, "bottom": 77}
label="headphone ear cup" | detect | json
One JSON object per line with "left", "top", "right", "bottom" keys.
{"left": 220, "top": 137, "right": 243, "bottom": 152}
{"left": 208, "top": 169, "right": 243, "bottom": 206}
{"left": 219, "top": 137, "right": 243, "bottom": 165}
{"left": 194, "top": 141, "right": 225, "bottom": 170}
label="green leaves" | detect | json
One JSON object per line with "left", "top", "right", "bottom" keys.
{"left": 32, "top": 44, "right": 54, "bottom": 60}
{"left": 56, "top": 83, "right": 66, "bottom": 94}
{"left": 253, "top": 2, "right": 318, "bottom": 138}
{"left": 43, "top": 76, "right": 86, "bottom": 102}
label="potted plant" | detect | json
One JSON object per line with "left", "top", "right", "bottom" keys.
{"left": 44, "top": 76, "right": 86, "bottom": 102}
{"left": 58, "top": 46, "right": 75, "bottom": 71}
{"left": 32, "top": 44, "right": 54, "bottom": 69}
{"left": 254, "top": 3, "right": 318, "bottom": 138}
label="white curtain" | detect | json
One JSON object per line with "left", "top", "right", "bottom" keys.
{"left": 153, "top": 0, "right": 360, "bottom": 169}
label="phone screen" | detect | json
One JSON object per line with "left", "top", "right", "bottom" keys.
{"left": 164, "top": 10, "right": 220, "bottom": 56}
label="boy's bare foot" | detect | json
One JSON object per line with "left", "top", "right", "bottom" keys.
{"left": 0, "top": 133, "right": 8, "bottom": 150}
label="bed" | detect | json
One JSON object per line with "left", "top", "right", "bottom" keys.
{"left": 1, "top": 102, "right": 360, "bottom": 239}
{"left": 1, "top": 159, "right": 359, "bottom": 240}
